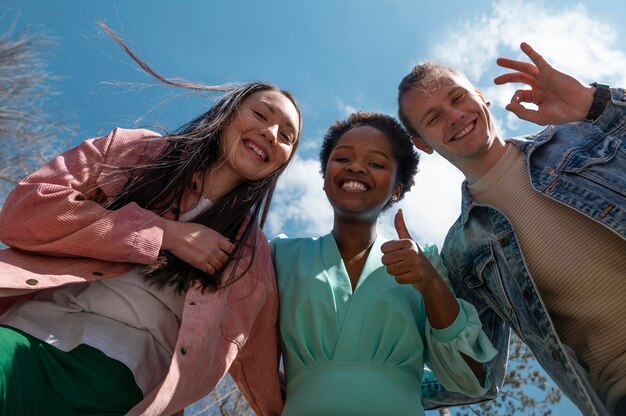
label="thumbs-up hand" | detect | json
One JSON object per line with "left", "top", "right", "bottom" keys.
{"left": 381, "top": 209, "right": 441, "bottom": 294}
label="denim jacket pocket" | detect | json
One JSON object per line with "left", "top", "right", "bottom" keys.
{"left": 562, "top": 135, "right": 625, "bottom": 196}
{"left": 466, "top": 246, "right": 517, "bottom": 330}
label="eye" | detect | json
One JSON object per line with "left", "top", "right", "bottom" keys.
{"left": 452, "top": 92, "right": 465, "bottom": 104}
{"left": 253, "top": 110, "right": 267, "bottom": 121}
{"left": 426, "top": 114, "right": 439, "bottom": 126}
{"left": 334, "top": 156, "right": 350, "bottom": 163}
{"left": 369, "top": 161, "right": 384, "bottom": 169}
{"left": 280, "top": 131, "right": 294, "bottom": 144}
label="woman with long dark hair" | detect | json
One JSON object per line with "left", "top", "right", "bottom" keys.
{"left": 0, "top": 25, "right": 300, "bottom": 416}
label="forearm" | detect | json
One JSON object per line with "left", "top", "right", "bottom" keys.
{"left": 0, "top": 129, "right": 167, "bottom": 264}
{"left": 420, "top": 277, "right": 461, "bottom": 329}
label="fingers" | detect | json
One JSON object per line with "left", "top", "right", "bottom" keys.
{"left": 504, "top": 102, "right": 544, "bottom": 125}
{"left": 493, "top": 71, "right": 536, "bottom": 87}
{"left": 202, "top": 248, "right": 232, "bottom": 275}
{"left": 203, "top": 263, "right": 217, "bottom": 276}
{"left": 218, "top": 238, "right": 236, "bottom": 254}
{"left": 504, "top": 89, "right": 546, "bottom": 125}
{"left": 494, "top": 43, "right": 550, "bottom": 86}
{"left": 394, "top": 209, "right": 412, "bottom": 240}
{"left": 520, "top": 42, "right": 550, "bottom": 70}
{"left": 495, "top": 59, "right": 539, "bottom": 80}
{"left": 393, "top": 271, "right": 415, "bottom": 285}
{"left": 384, "top": 259, "right": 413, "bottom": 277}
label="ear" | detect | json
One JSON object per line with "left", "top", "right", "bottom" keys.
{"left": 179, "top": 171, "right": 204, "bottom": 214}
{"left": 411, "top": 136, "right": 433, "bottom": 154}
{"left": 391, "top": 183, "right": 404, "bottom": 202}
{"left": 475, "top": 88, "right": 491, "bottom": 107}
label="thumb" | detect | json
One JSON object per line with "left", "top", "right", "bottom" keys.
{"left": 394, "top": 209, "right": 412, "bottom": 240}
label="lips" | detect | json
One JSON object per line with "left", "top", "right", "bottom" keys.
{"left": 340, "top": 179, "right": 369, "bottom": 192}
{"left": 450, "top": 120, "right": 476, "bottom": 142}
{"left": 243, "top": 139, "right": 268, "bottom": 162}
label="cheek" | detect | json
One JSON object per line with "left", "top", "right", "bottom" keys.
{"left": 221, "top": 132, "right": 239, "bottom": 159}
{"left": 281, "top": 144, "right": 294, "bottom": 161}
{"left": 378, "top": 171, "right": 398, "bottom": 194}
{"left": 270, "top": 145, "right": 293, "bottom": 170}
{"left": 322, "top": 173, "right": 333, "bottom": 192}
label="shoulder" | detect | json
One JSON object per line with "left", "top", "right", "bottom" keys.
{"left": 104, "top": 128, "right": 166, "bottom": 158}
{"left": 270, "top": 234, "right": 320, "bottom": 256}
{"left": 269, "top": 235, "right": 325, "bottom": 279}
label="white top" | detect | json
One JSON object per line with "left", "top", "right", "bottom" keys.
{"left": 1, "top": 196, "right": 213, "bottom": 394}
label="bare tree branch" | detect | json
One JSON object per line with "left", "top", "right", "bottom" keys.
{"left": 0, "top": 21, "right": 70, "bottom": 202}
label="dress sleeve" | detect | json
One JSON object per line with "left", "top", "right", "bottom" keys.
{"left": 425, "top": 298, "right": 498, "bottom": 398}
{"left": 0, "top": 128, "right": 166, "bottom": 265}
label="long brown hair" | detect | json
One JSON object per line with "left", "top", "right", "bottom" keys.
{"left": 100, "top": 24, "right": 302, "bottom": 293}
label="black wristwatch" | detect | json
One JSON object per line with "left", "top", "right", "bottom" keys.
{"left": 585, "top": 82, "right": 611, "bottom": 122}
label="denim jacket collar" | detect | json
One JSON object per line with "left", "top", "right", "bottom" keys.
{"left": 457, "top": 125, "right": 556, "bottom": 227}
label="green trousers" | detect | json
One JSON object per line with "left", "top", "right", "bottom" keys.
{"left": 0, "top": 326, "right": 143, "bottom": 416}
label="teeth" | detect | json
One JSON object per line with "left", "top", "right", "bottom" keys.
{"left": 454, "top": 122, "right": 474, "bottom": 140}
{"left": 246, "top": 141, "right": 267, "bottom": 161}
{"left": 342, "top": 180, "right": 367, "bottom": 192}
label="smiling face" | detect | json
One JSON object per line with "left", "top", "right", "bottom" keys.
{"left": 216, "top": 89, "right": 300, "bottom": 189}
{"left": 323, "top": 125, "right": 402, "bottom": 222}
{"left": 400, "top": 71, "right": 504, "bottom": 180}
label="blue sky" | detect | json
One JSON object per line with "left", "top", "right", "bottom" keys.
{"left": 5, "top": 1, "right": 626, "bottom": 414}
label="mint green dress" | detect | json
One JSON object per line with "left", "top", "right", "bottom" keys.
{"left": 272, "top": 234, "right": 497, "bottom": 416}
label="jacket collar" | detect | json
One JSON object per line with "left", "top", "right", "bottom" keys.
{"left": 457, "top": 126, "right": 556, "bottom": 226}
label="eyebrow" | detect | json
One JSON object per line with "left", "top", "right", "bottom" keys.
{"left": 262, "top": 102, "right": 297, "bottom": 134}
{"left": 420, "top": 86, "right": 464, "bottom": 126}
{"left": 333, "top": 144, "right": 391, "bottom": 160}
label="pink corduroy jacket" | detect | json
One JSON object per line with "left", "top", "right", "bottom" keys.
{"left": 0, "top": 128, "right": 283, "bottom": 416}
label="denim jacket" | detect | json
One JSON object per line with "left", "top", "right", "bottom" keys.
{"left": 430, "top": 88, "right": 626, "bottom": 416}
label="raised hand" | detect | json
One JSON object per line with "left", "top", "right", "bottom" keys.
{"left": 380, "top": 209, "right": 441, "bottom": 294}
{"left": 494, "top": 42, "right": 594, "bottom": 125}
{"left": 381, "top": 209, "right": 462, "bottom": 329}
{"left": 162, "top": 220, "right": 235, "bottom": 275}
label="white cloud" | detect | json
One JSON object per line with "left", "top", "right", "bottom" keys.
{"left": 266, "top": 152, "right": 464, "bottom": 248}
{"left": 378, "top": 152, "right": 464, "bottom": 247}
{"left": 265, "top": 156, "right": 333, "bottom": 238}
{"left": 433, "top": 0, "right": 626, "bottom": 90}
{"left": 267, "top": 0, "right": 626, "bottom": 247}
{"left": 334, "top": 96, "right": 358, "bottom": 117}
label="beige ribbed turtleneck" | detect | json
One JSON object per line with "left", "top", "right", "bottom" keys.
{"left": 468, "top": 143, "right": 626, "bottom": 410}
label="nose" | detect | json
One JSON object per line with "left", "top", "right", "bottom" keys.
{"left": 260, "top": 123, "right": 279, "bottom": 144}
{"left": 446, "top": 107, "right": 465, "bottom": 127}
{"left": 346, "top": 161, "right": 366, "bottom": 174}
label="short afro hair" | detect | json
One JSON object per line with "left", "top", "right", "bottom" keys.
{"left": 319, "top": 111, "right": 418, "bottom": 208}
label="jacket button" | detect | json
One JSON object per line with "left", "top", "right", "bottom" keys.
{"left": 551, "top": 350, "right": 559, "bottom": 361}
{"left": 25, "top": 279, "right": 39, "bottom": 286}
{"left": 545, "top": 167, "right": 555, "bottom": 175}
{"left": 92, "top": 271, "right": 104, "bottom": 277}
{"left": 180, "top": 347, "right": 187, "bottom": 355}
{"left": 499, "top": 237, "right": 509, "bottom": 247}
{"left": 523, "top": 290, "right": 532, "bottom": 300}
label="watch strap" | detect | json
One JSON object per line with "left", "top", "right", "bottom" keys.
{"left": 585, "top": 83, "right": 611, "bottom": 122}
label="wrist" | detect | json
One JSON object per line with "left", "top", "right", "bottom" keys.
{"left": 416, "top": 275, "right": 451, "bottom": 300}
{"left": 162, "top": 219, "right": 178, "bottom": 251}
{"left": 584, "top": 83, "right": 611, "bottom": 122}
